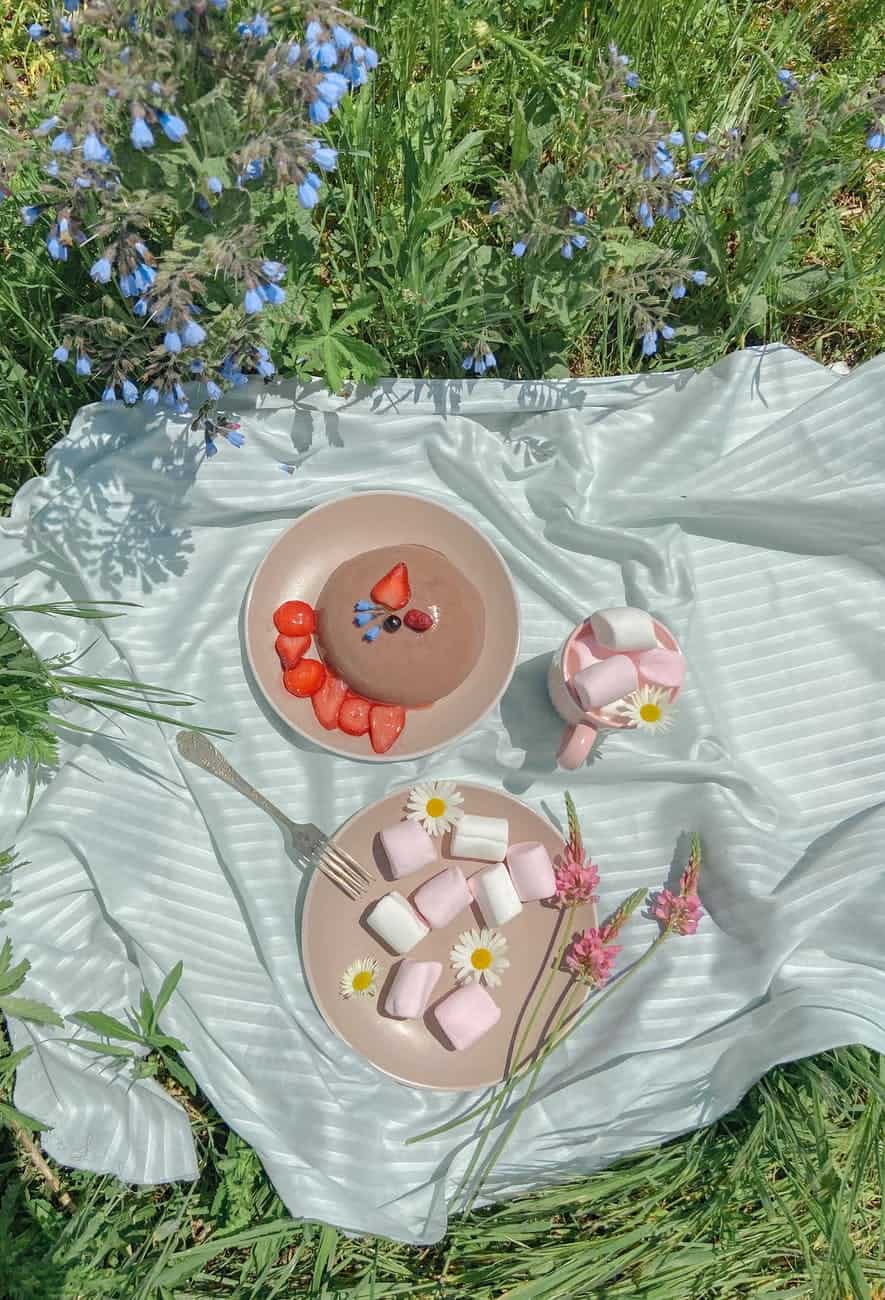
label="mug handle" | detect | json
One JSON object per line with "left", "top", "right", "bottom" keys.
{"left": 557, "top": 722, "right": 598, "bottom": 770}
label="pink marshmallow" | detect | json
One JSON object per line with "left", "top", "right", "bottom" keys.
{"left": 572, "top": 655, "right": 638, "bottom": 710}
{"left": 637, "top": 647, "right": 685, "bottom": 689}
{"left": 434, "top": 983, "right": 501, "bottom": 1051}
{"left": 566, "top": 637, "right": 596, "bottom": 678}
{"left": 379, "top": 819, "right": 437, "bottom": 880}
{"left": 384, "top": 959, "right": 442, "bottom": 1019}
{"left": 506, "top": 841, "right": 556, "bottom": 901}
{"left": 413, "top": 866, "right": 472, "bottom": 929}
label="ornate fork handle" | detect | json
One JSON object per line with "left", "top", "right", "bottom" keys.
{"left": 175, "top": 731, "right": 320, "bottom": 858}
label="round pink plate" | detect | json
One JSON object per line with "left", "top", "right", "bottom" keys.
{"left": 301, "top": 784, "right": 596, "bottom": 1091}
{"left": 244, "top": 492, "right": 520, "bottom": 762}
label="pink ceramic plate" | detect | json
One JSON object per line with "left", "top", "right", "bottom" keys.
{"left": 244, "top": 492, "right": 520, "bottom": 762}
{"left": 301, "top": 784, "right": 596, "bottom": 1091}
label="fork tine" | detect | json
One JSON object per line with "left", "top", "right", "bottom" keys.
{"left": 325, "top": 841, "right": 375, "bottom": 885}
{"left": 316, "top": 844, "right": 370, "bottom": 896}
{"left": 316, "top": 854, "right": 361, "bottom": 899}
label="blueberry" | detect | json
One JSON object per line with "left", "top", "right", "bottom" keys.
{"left": 383, "top": 615, "right": 401, "bottom": 633}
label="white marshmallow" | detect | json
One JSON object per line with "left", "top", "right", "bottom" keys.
{"left": 589, "top": 607, "right": 657, "bottom": 652}
{"left": 470, "top": 863, "right": 523, "bottom": 926}
{"left": 366, "top": 892, "right": 429, "bottom": 954}
{"left": 450, "top": 814, "right": 509, "bottom": 862}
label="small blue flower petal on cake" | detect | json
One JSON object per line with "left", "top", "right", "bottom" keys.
{"left": 363, "top": 626, "right": 380, "bottom": 642}
{"left": 354, "top": 611, "right": 375, "bottom": 627}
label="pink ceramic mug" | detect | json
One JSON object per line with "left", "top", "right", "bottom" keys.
{"left": 547, "top": 616, "right": 684, "bottom": 769}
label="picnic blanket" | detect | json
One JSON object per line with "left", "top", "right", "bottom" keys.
{"left": 2, "top": 343, "right": 885, "bottom": 1244}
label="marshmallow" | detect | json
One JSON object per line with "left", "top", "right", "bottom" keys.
{"left": 413, "top": 865, "right": 472, "bottom": 929}
{"left": 566, "top": 636, "right": 596, "bottom": 677}
{"left": 434, "top": 982, "right": 501, "bottom": 1051}
{"left": 366, "top": 892, "right": 429, "bottom": 954}
{"left": 450, "top": 814, "right": 509, "bottom": 862}
{"left": 572, "top": 655, "right": 638, "bottom": 710}
{"left": 637, "top": 647, "right": 685, "bottom": 689}
{"left": 590, "top": 607, "right": 657, "bottom": 652}
{"left": 470, "top": 862, "right": 523, "bottom": 926}
{"left": 506, "top": 841, "right": 556, "bottom": 901}
{"left": 379, "top": 819, "right": 437, "bottom": 880}
{"left": 384, "top": 959, "right": 442, "bottom": 1019}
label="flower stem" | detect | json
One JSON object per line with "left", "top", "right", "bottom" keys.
{"left": 463, "top": 932, "right": 670, "bottom": 1209}
{"left": 452, "top": 904, "right": 576, "bottom": 1207}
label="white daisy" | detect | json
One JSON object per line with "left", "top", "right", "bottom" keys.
{"left": 338, "top": 957, "right": 382, "bottom": 1000}
{"left": 450, "top": 928, "right": 510, "bottom": 988}
{"left": 405, "top": 780, "right": 464, "bottom": 835}
{"left": 621, "top": 685, "right": 675, "bottom": 733}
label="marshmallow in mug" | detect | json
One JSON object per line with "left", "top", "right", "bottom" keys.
{"left": 450, "top": 813, "right": 509, "bottom": 863}
{"left": 413, "top": 865, "right": 472, "bottom": 929}
{"left": 589, "top": 606, "right": 657, "bottom": 652}
{"left": 384, "top": 959, "right": 442, "bottom": 1019}
{"left": 366, "top": 892, "right": 429, "bottom": 954}
{"left": 572, "top": 654, "right": 638, "bottom": 711}
{"left": 379, "top": 819, "right": 437, "bottom": 880}
{"left": 637, "top": 646, "right": 686, "bottom": 689}
{"left": 470, "top": 862, "right": 523, "bottom": 926}
{"left": 434, "top": 982, "right": 502, "bottom": 1051}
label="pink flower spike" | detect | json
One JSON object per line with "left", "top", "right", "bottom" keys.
{"left": 554, "top": 851, "right": 600, "bottom": 905}
{"left": 652, "top": 888, "right": 704, "bottom": 936}
{"left": 565, "top": 927, "right": 621, "bottom": 987}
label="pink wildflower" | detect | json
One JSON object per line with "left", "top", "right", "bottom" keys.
{"left": 554, "top": 850, "right": 600, "bottom": 905}
{"left": 565, "top": 926, "right": 621, "bottom": 987}
{"left": 652, "top": 888, "right": 704, "bottom": 936}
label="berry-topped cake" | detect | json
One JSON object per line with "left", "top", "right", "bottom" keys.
{"left": 271, "top": 545, "right": 485, "bottom": 754}
{"left": 315, "top": 545, "right": 484, "bottom": 708}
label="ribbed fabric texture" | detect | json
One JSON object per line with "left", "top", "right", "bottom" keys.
{"left": 1, "top": 345, "right": 884, "bottom": 1243}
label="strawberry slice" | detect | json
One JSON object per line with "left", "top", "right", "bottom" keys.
{"left": 338, "top": 695, "right": 371, "bottom": 736}
{"left": 283, "top": 658, "right": 326, "bottom": 697}
{"left": 275, "top": 633, "right": 311, "bottom": 670}
{"left": 369, "top": 704, "right": 406, "bottom": 754}
{"left": 370, "top": 563, "right": 410, "bottom": 611}
{"left": 312, "top": 671, "right": 348, "bottom": 730}
{"left": 274, "top": 600, "right": 316, "bottom": 636}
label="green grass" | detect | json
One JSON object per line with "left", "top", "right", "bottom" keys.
{"left": 2, "top": 0, "right": 885, "bottom": 1295}
{"left": 3, "top": 1046, "right": 885, "bottom": 1297}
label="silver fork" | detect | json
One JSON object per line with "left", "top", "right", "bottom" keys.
{"left": 175, "top": 731, "right": 375, "bottom": 900}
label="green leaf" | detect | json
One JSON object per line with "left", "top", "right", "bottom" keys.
{"left": 69, "top": 1011, "right": 144, "bottom": 1042}
{"left": 511, "top": 99, "right": 532, "bottom": 171}
{"left": 152, "top": 956, "right": 181, "bottom": 1024}
{"left": 0, "top": 956, "right": 31, "bottom": 996}
{"left": 0, "top": 1099, "right": 45, "bottom": 1133}
{"left": 68, "top": 1038, "right": 135, "bottom": 1058}
{"left": 316, "top": 291, "right": 332, "bottom": 333}
{"left": 0, "top": 996, "right": 64, "bottom": 1027}
{"left": 322, "top": 337, "right": 345, "bottom": 393}
{"left": 148, "top": 1033, "right": 190, "bottom": 1054}
{"left": 159, "top": 1051, "right": 196, "bottom": 1095}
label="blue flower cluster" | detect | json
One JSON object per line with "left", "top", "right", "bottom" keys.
{"left": 243, "top": 260, "right": 287, "bottom": 315}
{"left": 306, "top": 20, "right": 378, "bottom": 127}
{"left": 461, "top": 348, "right": 497, "bottom": 375}
{"left": 867, "top": 121, "right": 884, "bottom": 151}
{"left": 638, "top": 269, "right": 708, "bottom": 357}
{"left": 19, "top": 5, "right": 378, "bottom": 417}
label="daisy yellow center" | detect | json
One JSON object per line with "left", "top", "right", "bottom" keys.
{"left": 639, "top": 702, "right": 662, "bottom": 723}
{"left": 470, "top": 947, "right": 493, "bottom": 970}
{"left": 425, "top": 797, "right": 446, "bottom": 818}
{"left": 352, "top": 970, "right": 373, "bottom": 992}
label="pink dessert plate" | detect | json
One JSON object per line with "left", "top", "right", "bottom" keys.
{"left": 300, "top": 783, "right": 596, "bottom": 1091}
{"left": 244, "top": 491, "right": 520, "bottom": 762}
